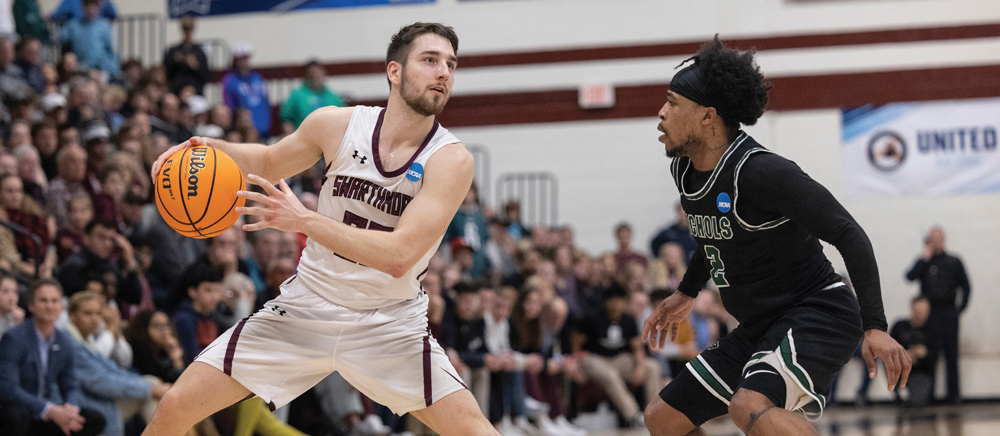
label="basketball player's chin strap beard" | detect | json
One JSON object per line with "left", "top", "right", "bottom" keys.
{"left": 667, "top": 135, "right": 705, "bottom": 158}
{"left": 743, "top": 405, "right": 776, "bottom": 435}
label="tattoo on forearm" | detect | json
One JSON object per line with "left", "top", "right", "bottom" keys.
{"left": 745, "top": 406, "right": 775, "bottom": 434}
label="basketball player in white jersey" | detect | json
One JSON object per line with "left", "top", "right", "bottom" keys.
{"left": 144, "top": 23, "right": 501, "bottom": 436}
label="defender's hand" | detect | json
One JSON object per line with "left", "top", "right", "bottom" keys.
{"left": 642, "top": 291, "right": 696, "bottom": 350}
{"left": 862, "top": 329, "right": 912, "bottom": 391}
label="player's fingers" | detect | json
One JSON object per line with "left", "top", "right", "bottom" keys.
{"left": 235, "top": 206, "right": 267, "bottom": 216}
{"left": 643, "top": 312, "right": 661, "bottom": 343}
{"left": 862, "top": 346, "right": 877, "bottom": 379}
{"left": 152, "top": 139, "right": 197, "bottom": 179}
{"left": 655, "top": 309, "right": 671, "bottom": 331}
{"left": 151, "top": 148, "right": 176, "bottom": 179}
{"left": 246, "top": 174, "right": 282, "bottom": 196}
{"left": 242, "top": 220, "right": 271, "bottom": 232}
{"left": 885, "top": 352, "right": 900, "bottom": 391}
{"left": 899, "top": 349, "right": 912, "bottom": 389}
{"left": 237, "top": 190, "right": 275, "bottom": 205}
{"left": 670, "top": 322, "right": 679, "bottom": 343}
{"left": 658, "top": 329, "right": 667, "bottom": 350}
{"left": 279, "top": 178, "right": 295, "bottom": 196}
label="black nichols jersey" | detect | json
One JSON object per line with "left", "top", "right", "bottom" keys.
{"left": 672, "top": 132, "right": 887, "bottom": 333}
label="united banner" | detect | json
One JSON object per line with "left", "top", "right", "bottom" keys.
{"left": 841, "top": 98, "right": 1000, "bottom": 196}
{"left": 169, "top": 0, "right": 434, "bottom": 18}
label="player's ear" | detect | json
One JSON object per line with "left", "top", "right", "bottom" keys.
{"left": 386, "top": 61, "right": 402, "bottom": 88}
{"left": 702, "top": 107, "right": 717, "bottom": 125}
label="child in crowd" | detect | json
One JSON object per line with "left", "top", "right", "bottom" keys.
{"left": 173, "top": 263, "right": 226, "bottom": 362}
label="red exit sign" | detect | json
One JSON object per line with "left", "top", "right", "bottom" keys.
{"left": 578, "top": 84, "right": 615, "bottom": 109}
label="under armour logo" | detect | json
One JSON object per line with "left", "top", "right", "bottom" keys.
{"left": 352, "top": 150, "right": 368, "bottom": 164}
{"left": 270, "top": 305, "right": 286, "bottom": 316}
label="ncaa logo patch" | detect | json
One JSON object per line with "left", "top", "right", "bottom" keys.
{"left": 717, "top": 192, "right": 731, "bottom": 213}
{"left": 406, "top": 162, "right": 424, "bottom": 182}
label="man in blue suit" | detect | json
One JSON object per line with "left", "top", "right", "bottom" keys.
{"left": 0, "top": 279, "right": 105, "bottom": 436}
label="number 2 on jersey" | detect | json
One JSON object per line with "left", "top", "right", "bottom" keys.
{"left": 704, "top": 245, "right": 730, "bottom": 288}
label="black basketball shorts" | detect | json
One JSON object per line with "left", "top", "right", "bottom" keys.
{"left": 658, "top": 284, "right": 863, "bottom": 426}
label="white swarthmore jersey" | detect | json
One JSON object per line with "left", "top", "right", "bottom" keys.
{"left": 297, "top": 106, "right": 461, "bottom": 309}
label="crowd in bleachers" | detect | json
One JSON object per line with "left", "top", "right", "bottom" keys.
{"left": 0, "top": 3, "right": 802, "bottom": 436}
{"left": 432, "top": 192, "right": 738, "bottom": 435}
{"left": 0, "top": 4, "right": 971, "bottom": 436}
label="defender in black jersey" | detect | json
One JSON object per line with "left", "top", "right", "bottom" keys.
{"left": 641, "top": 38, "right": 911, "bottom": 436}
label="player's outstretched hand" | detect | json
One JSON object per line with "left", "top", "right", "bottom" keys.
{"left": 151, "top": 136, "right": 211, "bottom": 181}
{"left": 642, "top": 291, "right": 696, "bottom": 351}
{"left": 862, "top": 329, "right": 912, "bottom": 391}
{"left": 238, "top": 174, "right": 313, "bottom": 234}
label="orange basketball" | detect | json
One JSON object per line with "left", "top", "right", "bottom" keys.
{"left": 154, "top": 145, "right": 245, "bottom": 239}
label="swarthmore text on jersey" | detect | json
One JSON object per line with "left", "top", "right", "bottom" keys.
{"left": 330, "top": 175, "right": 413, "bottom": 217}
{"left": 686, "top": 214, "right": 734, "bottom": 240}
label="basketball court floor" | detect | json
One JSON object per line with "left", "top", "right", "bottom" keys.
{"left": 589, "top": 404, "right": 998, "bottom": 436}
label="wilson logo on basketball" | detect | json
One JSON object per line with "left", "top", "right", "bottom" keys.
{"left": 187, "top": 147, "right": 208, "bottom": 198}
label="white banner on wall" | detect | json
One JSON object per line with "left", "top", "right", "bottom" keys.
{"left": 841, "top": 98, "right": 1000, "bottom": 197}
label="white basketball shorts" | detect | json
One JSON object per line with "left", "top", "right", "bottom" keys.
{"left": 195, "top": 275, "right": 467, "bottom": 414}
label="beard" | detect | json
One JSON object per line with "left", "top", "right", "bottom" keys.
{"left": 400, "top": 67, "right": 448, "bottom": 116}
{"left": 664, "top": 131, "right": 702, "bottom": 158}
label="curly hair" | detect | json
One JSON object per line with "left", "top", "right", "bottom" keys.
{"left": 682, "top": 36, "right": 771, "bottom": 128}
